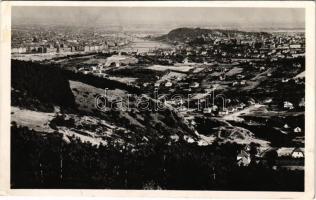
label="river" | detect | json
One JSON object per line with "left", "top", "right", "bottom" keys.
{"left": 120, "top": 38, "right": 172, "bottom": 53}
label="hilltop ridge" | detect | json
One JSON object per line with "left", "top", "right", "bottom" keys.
{"left": 157, "top": 27, "right": 270, "bottom": 42}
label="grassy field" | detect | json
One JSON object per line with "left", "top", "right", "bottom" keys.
{"left": 69, "top": 80, "right": 128, "bottom": 112}
{"left": 11, "top": 106, "right": 55, "bottom": 133}
{"left": 147, "top": 64, "right": 194, "bottom": 72}
{"left": 225, "top": 67, "right": 243, "bottom": 76}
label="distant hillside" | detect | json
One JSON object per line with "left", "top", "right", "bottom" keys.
{"left": 157, "top": 27, "right": 270, "bottom": 42}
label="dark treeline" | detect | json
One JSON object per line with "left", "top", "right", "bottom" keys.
{"left": 11, "top": 125, "right": 304, "bottom": 191}
{"left": 11, "top": 60, "right": 76, "bottom": 109}
{"left": 51, "top": 52, "right": 98, "bottom": 61}
{"left": 12, "top": 59, "right": 141, "bottom": 94}
{"left": 11, "top": 59, "right": 142, "bottom": 111}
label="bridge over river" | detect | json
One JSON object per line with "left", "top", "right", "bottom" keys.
{"left": 119, "top": 38, "right": 172, "bottom": 53}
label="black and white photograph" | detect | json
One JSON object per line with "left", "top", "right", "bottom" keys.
{"left": 1, "top": 2, "right": 315, "bottom": 196}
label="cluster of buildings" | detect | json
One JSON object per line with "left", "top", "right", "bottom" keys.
{"left": 11, "top": 39, "right": 124, "bottom": 54}
{"left": 11, "top": 25, "right": 130, "bottom": 54}
{"left": 237, "top": 145, "right": 304, "bottom": 170}
{"left": 151, "top": 32, "right": 305, "bottom": 62}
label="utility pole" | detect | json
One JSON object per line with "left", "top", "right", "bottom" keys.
{"left": 211, "top": 167, "right": 216, "bottom": 181}
{"left": 60, "top": 144, "right": 63, "bottom": 183}
{"left": 39, "top": 162, "right": 43, "bottom": 184}
{"left": 124, "top": 168, "right": 127, "bottom": 188}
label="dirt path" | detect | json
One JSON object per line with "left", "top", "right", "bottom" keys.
{"left": 222, "top": 104, "right": 266, "bottom": 122}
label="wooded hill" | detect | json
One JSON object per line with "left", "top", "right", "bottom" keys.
{"left": 157, "top": 27, "right": 270, "bottom": 43}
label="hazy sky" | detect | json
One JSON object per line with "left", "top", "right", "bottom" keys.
{"left": 12, "top": 6, "right": 305, "bottom": 30}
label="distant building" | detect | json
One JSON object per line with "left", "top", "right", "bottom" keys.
{"left": 190, "top": 82, "right": 200, "bottom": 88}
{"left": 237, "top": 150, "right": 251, "bottom": 166}
{"left": 299, "top": 98, "right": 305, "bottom": 107}
{"left": 264, "top": 98, "right": 273, "bottom": 104}
{"left": 277, "top": 147, "right": 304, "bottom": 158}
{"left": 292, "top": 148, "right": 304, "bottom": 158}
{"left": 228, "top": 107, "right": 237, "bottom": 113}
{"left": 165, "top": 81, "right": 172, "bottom": 87}
{"left": 289, "top": 44, "right": 302, "bottom": 49}
{"left": 284, "top": 101, "right": 294, "bottom": 109}
{"left": 203, "top": 107, "right": 212, "bottom": 114}
{"left": 236, "top": 74, "right": 245, "bottom": 79}
{"left": 11, "top": 47, "right": 27, "bottom": 54}
{"left": 277, "top": 147, "right": 291, "bottom": 157}
{"left": 294, "top": 127, "right": 302, "bottom": 133}
{"left": 219, "top": 75, "right": 225, "bottom": 81}
{"left": 183, "top": 135, "right": 195, "bottom": 143}
{"left": 218, "top": 109, "right": 229, "bottom": 116}
{"left": 84, "top": 46, "right": 90, "bottom": 52}
{"left": 154, "top": 82, "right": 160, "bottom": 87}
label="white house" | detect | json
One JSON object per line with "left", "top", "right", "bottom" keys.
{"left": 289, "top": 44, "right": 302, "bottom": 49}
{"left": 197, "top": 140, "right": 208, "bottom": 146}
{"left": 277, "top": 147, "right": 293, "bottom": 157}
{"left": 203, "top": 108, "right": 212, "bottom": 114}
{"left": 218, "top": 110, "right": 229, "bottom": 116}
{"left": 264, "top": 98, "right": 273, "bottom": 104}
{"left": 276, "top": 147, "right": 304, "bottom": 158}
{"left": 299, "top": 98, "right": 305, "bottom": 107}
{"left": 183, "top": 136, "right": 195, "bottom": 143}
{"left": 284, "top": 101, "right": 294, "bottom": 110}
{"left": 228, "top": 107, "right": 237, "bottom": 113}
{"left": 165, "top": 81, "right": 173, "bottom": 87}
{"left": 291, "top": 148, "right": 304, "bottom": 158}
{"left": 294, "top": 127, "right": 302, "bottom": 133}
{"left": 190, "top": 82, "right": 200, "bottom": 88}
{"left": 237, "top": 150, "right": 251, "bottom": 166}
{"left": 232, "top": 81, "right": 238, "bottom": 86}
{"left": 190, "top": 120, "right": 197, "bottom": 126}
